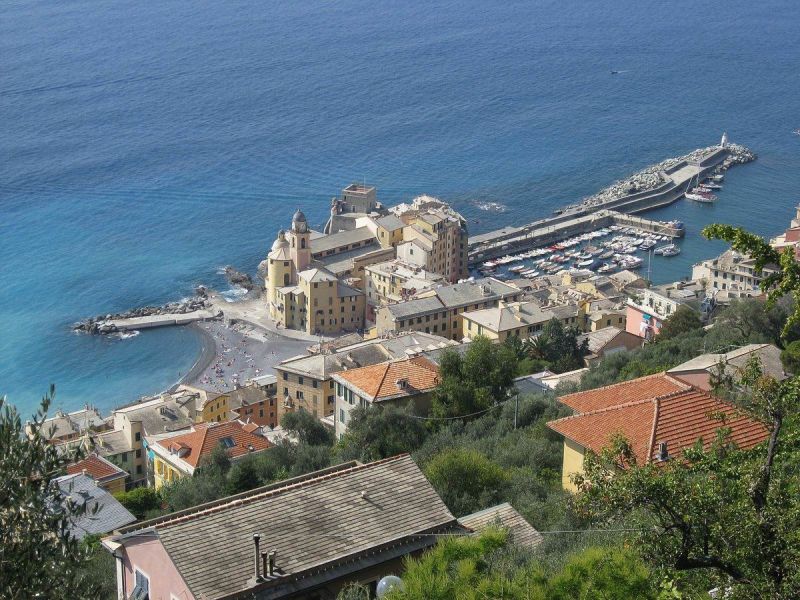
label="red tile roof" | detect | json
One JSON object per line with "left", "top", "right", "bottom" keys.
{"left": 67, "top": 453, "right": 127, "bottom": 482}
{"left": 548, "top": 387, "right": 769, "bottom": 465}
{"left": 334, "top": 356, "right": 439, "bottom": 401}
{"left": 558, "top": 372, "right": 689, "bottom": 413}
{"left": 156, "top": 421, "right": 271, "bottom": 468}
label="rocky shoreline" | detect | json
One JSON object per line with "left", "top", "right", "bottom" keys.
{"left": 72, "top": 286, "right": 213, "bottom": 335}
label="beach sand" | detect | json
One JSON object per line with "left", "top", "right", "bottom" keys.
{"left": 182, "top": 319, "right": 309, "bottom": 393}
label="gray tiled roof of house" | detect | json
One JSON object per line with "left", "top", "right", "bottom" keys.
{"left": 116, "top": 455, "right": 457, "bottom": 600}
{"left": 55, "top": 473, "right": 136, "bottom": 539}
{"left": 435, "top": 278, "right": 519, "bottom": 308}
{"left": 119, "top": 397, "right": 195, "bottom": 436}
{"left": 458, "top": 502, "right": 543, "bottom": 548}
{"left": 375, "top": 214, "right": 405, "bottom": 231}
{"left": 385, "top": 296, "right": 445, "bottom": 320}
{"left": 577, "top": 326, "right": 624, "bottom": 354}
{"left": 311, "top": 227, "right": 376, "bottom": 256}
{"left": 313, "top": 244, "right": 392, "bottom": 276}
{"left": 668, "top": 343, "right": 785, "bottom": 380}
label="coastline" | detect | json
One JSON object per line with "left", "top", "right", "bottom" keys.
{"left": 170, "top": 322, "right": 217, "bottom": 391}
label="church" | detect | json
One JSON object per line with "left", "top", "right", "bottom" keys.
{"left": 264, "top": 209, "right": 366, "bottom": 336}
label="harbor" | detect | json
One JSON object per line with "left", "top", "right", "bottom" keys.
{"left": 468, "top": 137, "right": 755, "bottom": 268}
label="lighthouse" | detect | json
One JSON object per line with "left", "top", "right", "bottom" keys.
{"left": 720, "top": 131, "right": 728, "bottom": 148}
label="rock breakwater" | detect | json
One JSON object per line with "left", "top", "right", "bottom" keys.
{"left": 73, "top": 287, "right": 212, "bottom": 335}
{"left": 578, "top": 143, "right": 755, "bottom": 209}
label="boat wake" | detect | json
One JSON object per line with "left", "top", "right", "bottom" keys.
{"left": 472, "top": 200, "right": 508, "bottom": 213}
{"left": 115, "top": 330, "right": 140, "bottom": 340}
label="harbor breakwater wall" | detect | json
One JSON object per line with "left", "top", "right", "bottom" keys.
{"left": 468, "top": 142, "right": 755, "bottom": 265}
{"left": 73, "top": 288, "right": 218, "bottom": 335}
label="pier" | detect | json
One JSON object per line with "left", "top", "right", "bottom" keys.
{"left": 468, "top": 141, "right": 754, "bottom": 266}
{"left": 107, "top": 309, "right": 220, "bottom": 331}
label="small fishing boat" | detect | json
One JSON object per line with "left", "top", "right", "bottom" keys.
{"left": 658, "top": 244, "right": 681, "bottom": 257}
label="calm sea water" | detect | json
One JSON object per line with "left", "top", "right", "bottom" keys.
{"left": 2, "top": 0, "right": 799, "bottom": 417}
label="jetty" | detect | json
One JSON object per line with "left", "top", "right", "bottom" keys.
{"left": 468, "top": 138, "right": 755, "bottom": 265}
{"left": 107, "top": 309, "right": 220, "bottom": 331}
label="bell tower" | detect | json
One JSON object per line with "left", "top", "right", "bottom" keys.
{"left": 289, "top": 209, "right": 311, "bottom": 272}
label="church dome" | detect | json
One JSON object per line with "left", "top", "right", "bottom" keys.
{"left": 271, "top": 229, "right": 289, "bottom": 251}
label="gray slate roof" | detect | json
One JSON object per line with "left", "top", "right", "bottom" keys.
{"left": 55, "top": 474, "right": 136, "bottom": 539}
{"left": 119, "top": 455, "right": 456, "bottom": 599}
{"left": 385, "top": 296, "right": 445, "bottom": 320}
{"left": 435, "top": 278, "right": 519, "bottom": 308}
{"left": 458, "top": 502, "right": 543, "bottom": 548}
{"left": 668, "top": 343, "right": 785, "bottom": 380}
{"left": 311, "top": 227, "right": 376, "bottom": 256}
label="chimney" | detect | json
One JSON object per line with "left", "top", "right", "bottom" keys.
{"left": 261, "top": 551, "right": 269, "bottom": 578}
{"left": 657, "top": 442, "right": 669, "bottom": 461}
{"left": 268, "top": 550, "right": 276, "bottom": 576}
{"left": 251, "top": 534, "right": 263, "bottom": 583}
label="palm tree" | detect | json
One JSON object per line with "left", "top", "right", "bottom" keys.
{"left": 523, "top": 334, "right": 551, "bottom": 361}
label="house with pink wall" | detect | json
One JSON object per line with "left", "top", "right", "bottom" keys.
{"left": 625, "top": 280, "right": 710, "bottom": 340}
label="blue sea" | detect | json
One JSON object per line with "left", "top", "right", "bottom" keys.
{"left": 2, "top": 0, "right": 799, "bottom": 417}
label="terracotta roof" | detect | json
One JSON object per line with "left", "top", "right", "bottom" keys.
{"left": 558, "top": 372, "right": 689, "bottom": 413}
{"left": 548, "top": 387, "right": 769, "bottom": 465}
{"left": 155, "top": 421, "right": 271, "bottom": 468}
{"left": 332, "top": 356, "right": 439, "bottom": 401}
{"left": 111, "top": 455, "right": 458, "bottom": 600}
{"left": 66, "top": 453, "right": 127, "bottom": 483}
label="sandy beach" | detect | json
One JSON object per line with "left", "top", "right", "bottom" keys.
{"left": 181, "top": 319, "right": 309, "bottom": 394}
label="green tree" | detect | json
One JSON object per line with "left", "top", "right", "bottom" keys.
{"left": 226, "top": 458, "right": 261, "bottom": 494}
{"left": 423, "top": 448, "right": 509, "bottom": 516}
{"left": 282, "top": 408, "right": 334, "bottom": 446}
{"left": 656, "top": 305, "right": 704, "bottom": 341}
{"left": 539, "top": 318, "right": 589, "bottom": 373}
{"left": 385, "top": 530, "right": 659, "bottom": 600}
{"left": 780, "top": 340, "right": 800, "bottom": 374}
{"left": 0, "top": 388, "right": 106, "bottom": 599}
{"left": 432, "top": 336, "right": 518, "bottom": 418}
{"left": 337, "top": 404, "right": 428, "bottom": 462}
{"left": 114, "top": 486, "right": 160, "bottom": 520}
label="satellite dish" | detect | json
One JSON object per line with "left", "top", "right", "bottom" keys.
{"left": 376, "top": 575, "right": 404, "bottom": 598}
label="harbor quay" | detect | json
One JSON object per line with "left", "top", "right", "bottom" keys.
{"left": 467, "top": 138, "right": 755, "bottom": 266}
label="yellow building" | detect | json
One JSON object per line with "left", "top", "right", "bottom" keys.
{"left": 149, "top": 421, "right": 271, "bottom": 490}
{"left": 461, "top": 301, "right": 580, "bottom": 342}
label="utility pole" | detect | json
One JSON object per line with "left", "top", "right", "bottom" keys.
{"left": 513, "top": 393, "right": 519, "bottom": 430}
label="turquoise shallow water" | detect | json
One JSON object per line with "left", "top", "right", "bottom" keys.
{"left": 2, "top": 0, "right": 799, "bottom": 416}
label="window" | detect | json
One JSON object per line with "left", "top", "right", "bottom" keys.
{"left": 135, "top": 432, "right": 141, "bottom": 442}
{"left": 132, "top": 568, "right": 149, "bottom": 600}
{"left": 220, "top": 437, "right": 236, "bottom": 449}
{"left": 136, "top": 449, "right": 142, "bottom": 459}
{"left": 299, "top": 376, "right": 304, "bottom": 385}
{"left": 312, "top": 380, "right": 318, "bottom": 388}
{"left": 121, "top": 452, "right": 128, "bottom": 463}
{"left": 328, "top": 395, "right": 334, "bottom": 404}
{"left": 296, "top": 390, "right": 304, "bottom": 400}
{"left": 282, "top": 372, "right": 288, "bottom": 381}
{"left": 259, "top": 409, "right": 264, "bottom": 417}
{"left": 340, "top": 409, "right": 346, "bottom": 423}
{"left": 136, "top": 464, "right": 143, "bottom": 475}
